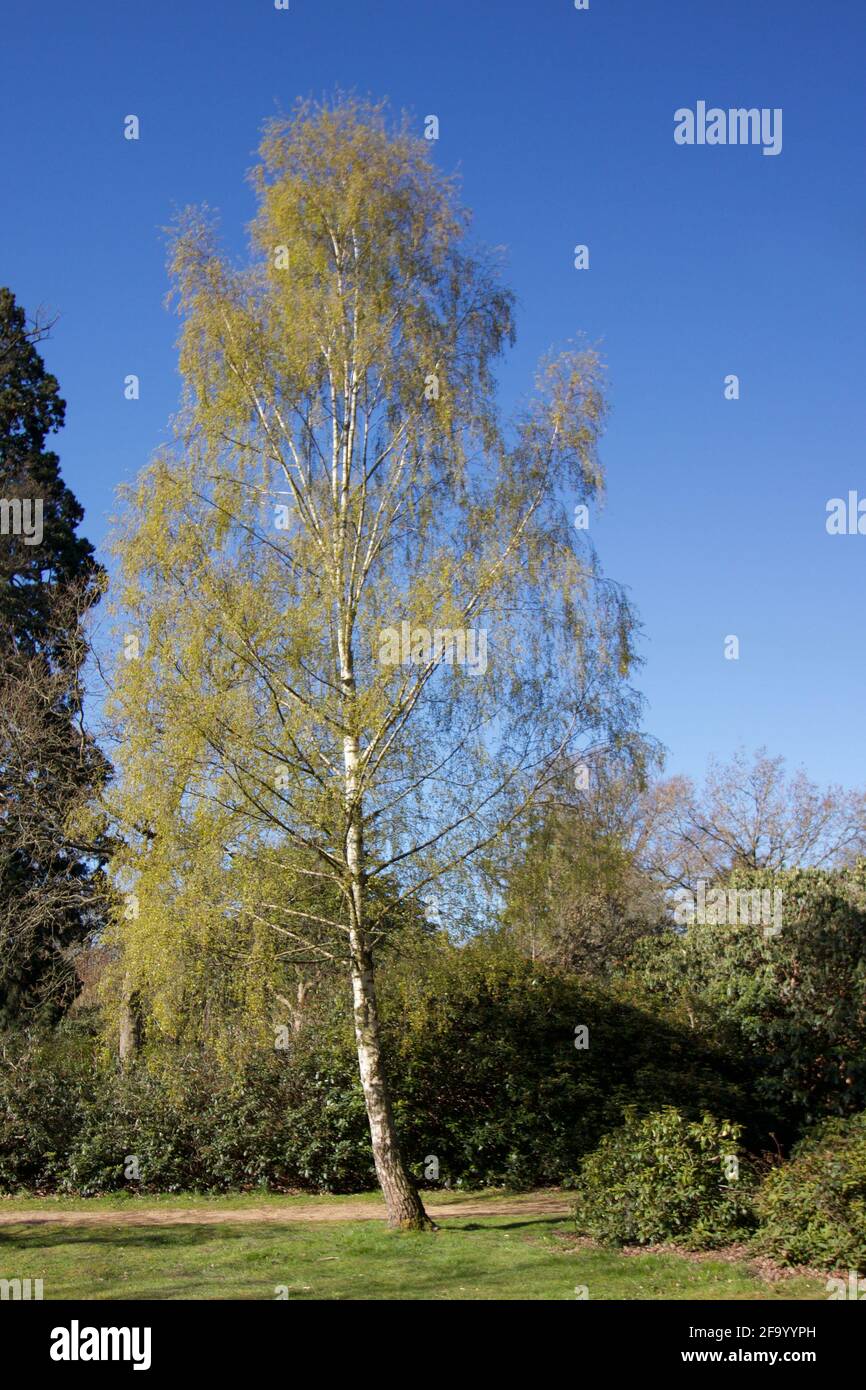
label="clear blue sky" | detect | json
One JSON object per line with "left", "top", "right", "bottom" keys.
{"left": 3, "top": 0, "right": 864, "bottom": 787}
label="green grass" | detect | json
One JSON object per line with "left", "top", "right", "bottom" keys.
{"left": 0, "top": 1210, "right": 828, "bottom": 1300}
{"left": 0, "top": 1187, "right": 519, "bottom": 1213}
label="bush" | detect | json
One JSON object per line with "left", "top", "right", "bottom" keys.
{"left": 569, "top": 1107, "right": 755, "bottom": 1248}
{"left": 65, "top": 1064, "right": 213, "bottom": 1195}
{"left": 753, "top": 1113, "right": 866, "bottom": 1269}
{"left": 381, "top": 939, "right": 761, "bottom": 1190}
{"left": 62, "top": 1045, "right": 374, "bottom": 1197}
{"left": 198, "top": 1042, "right": 373, "bottom": 1194}
{"left": 0, "top": 1027, "right": 94, "bottom": 1190}
{"left": 631, "top": 863, "right": 866, "bottom": 1126}
{"left": 0, "top": 1022, "right": 375, "bottom": 1196}
{"left": 0, "top": 940, "right": 762, "bottom": 1195}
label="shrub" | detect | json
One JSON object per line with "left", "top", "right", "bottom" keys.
{"left": 569, "top": 1107, "right": 755, "bottom": 1248}
{"left": 753, "top": 1113, "right": 866, "bottom": 1269}
{"left": 64, "top": 1045, "right": 373, "bottom": 1196}
{"left": 631, "top": 863, "right": 866, "bottom": 1126}
{"left": 0, "top": 1027, "right": 94, "bottom": 1190}
{"left": 65, "top": 1064, "right": 212, "bottom": 1195}
{"left": 382, "top": 939, "right": 760, "bottom": 1190}
{"left": 0, "top": 940, "right": 762, "bottom": 1195}
{"left": 0, "top": 1023, "right": 374, "bottom": 1196}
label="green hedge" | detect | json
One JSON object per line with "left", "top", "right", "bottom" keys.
{"left": 0, "top": 1031, "right": 372, "bottom": 1196}
{"left": 0, "top": 943, "right": 760, "bottom": 1195}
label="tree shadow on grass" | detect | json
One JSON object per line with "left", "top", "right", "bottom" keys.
{"left": 439, "top": 1215, "right": 567, "bottom": 1233}
{"left": 2, "top": 1223, "right": 279, "bottom": 1252}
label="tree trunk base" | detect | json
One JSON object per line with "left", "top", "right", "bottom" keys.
{"left": 389, "top": 1212, "right": 439, "bottom": 1232}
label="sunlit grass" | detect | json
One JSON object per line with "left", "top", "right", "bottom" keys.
{"left": 0, "top": 1210, "right": 826, "bottom": 1301}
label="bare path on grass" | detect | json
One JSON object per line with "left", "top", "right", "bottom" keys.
{"left": 0, "top": 1193, "right": 570, "bottom": 1228}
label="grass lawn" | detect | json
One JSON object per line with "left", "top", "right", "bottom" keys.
{"left": 0, "top": 1193, "right": 827, "bottom": 1300}
{"left": 1, "top": 1188, "right": 399, "bottom": 1213}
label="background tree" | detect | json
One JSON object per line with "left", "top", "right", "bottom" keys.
{"left": 637, "top": 747, "right": 866, "bottom": 891}
{"left": 0, "top": 289, "right": 99, "bottom": 651}
{"left": 0, "top": 290, "right": 107, "bottom": 1025}
{"left": 107, "top": 97, "right": 642, "bottom": 1229}
{"left": 500, "top": 745, "right": 666, "bottom": 976}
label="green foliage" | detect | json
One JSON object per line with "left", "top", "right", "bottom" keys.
{"left": 0, "top": 288, "right": 107, "bottom": 1026}
{"left": 502, "top": 759, "right": 665, "bottom": 979}
{"left": 0, "top": 1027, "right": 95, "bottom": 1190}
{"left": 631, "top": 863, "right": 866, "bottom": 1125}
{"left": 569, "top": 1108, "right": 755, "bottom": 1248}
{"left": 0, "top": 941, "right": 756, "bottom": 1195}
{"left": 0, "top": 1030, "right": 373, "bottom": 1198}
{"left": 0, "top": 288, "right": 100, "bottom": 649}
{"left": 380, "top": 938, "right": 756, "bottom": 1188}
{"left": 752, "top": 1113, "right": 866, "bottom": 1270}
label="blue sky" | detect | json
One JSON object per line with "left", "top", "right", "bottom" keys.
{"left": 2, "top": 0, "right": 864, "bottom": 786}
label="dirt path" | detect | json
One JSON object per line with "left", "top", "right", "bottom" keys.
{"left": 0, "top": 1194, "right": 570, "bottom": 1228}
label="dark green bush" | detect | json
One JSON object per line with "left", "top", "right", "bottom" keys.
{"left": 753, "top": 1112, "right": 866, "bottom": 1269}
{"left": 63, "top": 1047, "right": 373, "bottom": 1197}
{"left": 197, "top": 1044, "right": 373, "bottom": 1193}
{"left": 569, "top": 1107, "right": 755, "bottom": 1248}
{"left": 0, "top": 940, "right": 764, "bottom": 1195}
{"left": 381, "top": 940, "right": 762, "bottom": 1189}
{"left": 0, "top": 1027, "right": 94, "bottom": 1190}
{"left": 65, "top": 1064, "right": 212, "bottom": 1195}
{"left": 631, "top": 863, "right": 866, "bottom": 1127}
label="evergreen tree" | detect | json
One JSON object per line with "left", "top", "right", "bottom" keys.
{"left": 0, "top": 288, "right": 108, "bottom": 1025}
